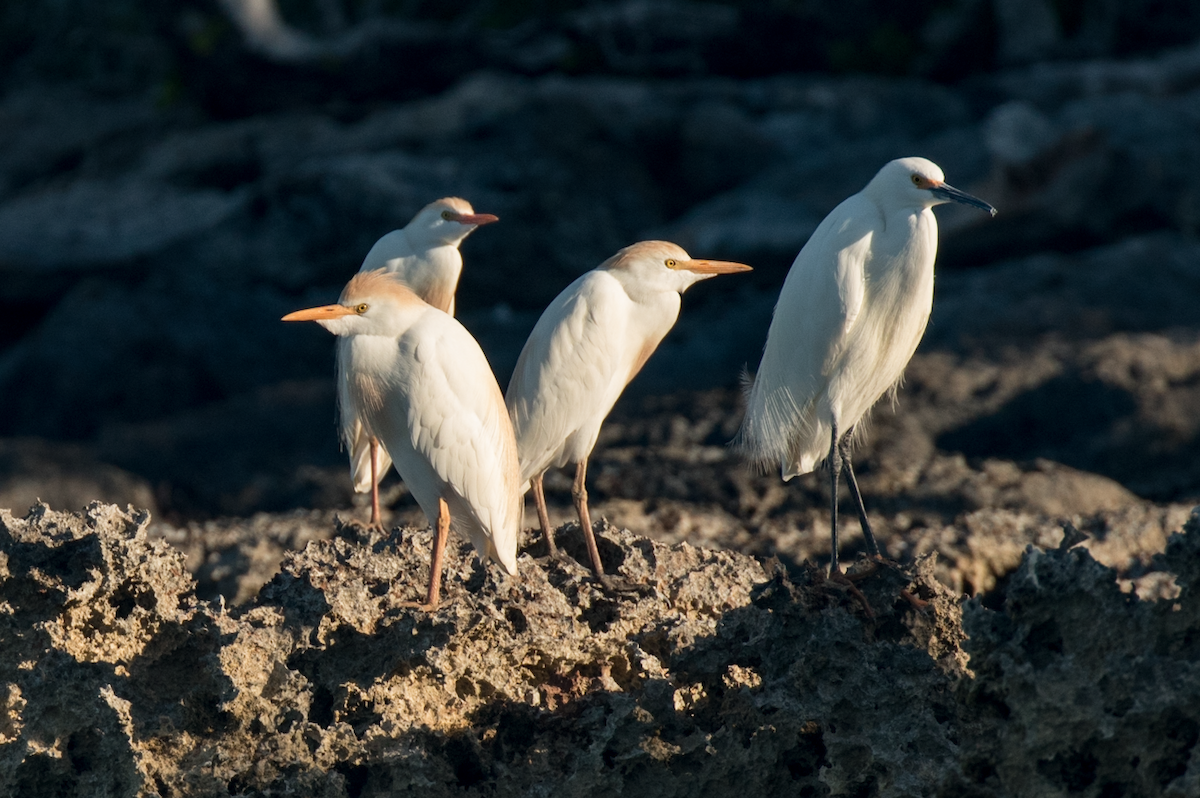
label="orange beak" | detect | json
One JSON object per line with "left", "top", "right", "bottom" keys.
{"left": 448, "top": 212, "right": 499, "bottom": 226}
{"left": 679, "top": 259, "right": 753, "bottom": 275}
{"left": 282, "top": 304, "right": 356, "bottom": 322}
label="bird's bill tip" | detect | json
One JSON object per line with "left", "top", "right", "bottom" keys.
{"left": 680, "top": 258, "right": 753, "bottom": 275}
{"left": 931, "top": 182, "right": 997, "bottom": 216}
{"left": 451, "top": 211, "right": 499, "bottom": 226}
{"left": 282, "top": 304, "right": 355, "bottom": 322}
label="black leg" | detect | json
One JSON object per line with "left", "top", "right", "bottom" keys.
{"left": 839, "top": 430, "right": 882, "bottom": 558}
{"left": 828, "top": 420, "right": 841, "bottom": 574}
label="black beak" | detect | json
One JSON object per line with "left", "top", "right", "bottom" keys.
{"left": 931, "top": 182, "right": 997, "bottom": 216}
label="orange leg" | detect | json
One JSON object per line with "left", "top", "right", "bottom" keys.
{"left": 369, "top": 438, "right": 383, "bottom": 530}
{"left": 531, "top": 472, "right": 559, "bottom": 558}
{"left": 426, "top": 498, "right": 450, "bottom": 609}
{"left": 572, "top": 459, "right": 606, "bottom": 579}
{"left": 399, "top": 497, "right": 450, "bottom": 612}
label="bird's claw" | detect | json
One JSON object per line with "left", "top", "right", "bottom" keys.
{"left": 841, "top": 559, "right": 880, "bottom": 582}
{"left": 396, "top": 600, "right": 440, "bottom": 613}
{"left": 899, "top": 588, "right": 930, "bottom": 611}
{"left": 596, "top": 574, "right": 651, "bottom": 597}
{"left": 396, "top": 592, "right": 460, "bottom": 613}
{"left": 826, "top": 569, "right": 876, "bottom": 618}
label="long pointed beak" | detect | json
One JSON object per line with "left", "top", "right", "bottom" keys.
{"left": 679, "top": 258, "right": 753, "bottom": 275}
{"left": 282, "top": 304, "right": 356, "bottom": 322}
{"left": 449, "top": 212, "right": 499, "bottom": 226}
{"left": 931, "top": 182, "right": 997, "bottom": 216}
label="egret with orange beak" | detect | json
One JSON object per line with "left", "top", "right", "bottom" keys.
{"left": 345, "top": 197, "right": 499, "bottom": 529}
{"left": 506, "top": 241, "right": 751, "bottom": 582}
{"left": 738, "top": 157, "right": 995, "bottom": 573}
{"left": 286, "top": 269, "right": 520, "bottom": 610}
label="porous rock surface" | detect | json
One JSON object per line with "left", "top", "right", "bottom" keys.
{"left": 3, "top": 502, "right": 1198, "bottom": 797}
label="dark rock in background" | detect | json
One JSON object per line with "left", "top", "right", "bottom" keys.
{"left": 0, "top": 1, "right": 1198, "bottom": 527}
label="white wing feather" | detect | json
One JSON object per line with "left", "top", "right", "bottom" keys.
{"left": 739, "top": 193, "right": 877, "bottom": 478}
{"left": 388, "top": 314, "right": 520, "bottom": 574}
{"left": 506, "top": 271, "right": 634, "bottom": 483}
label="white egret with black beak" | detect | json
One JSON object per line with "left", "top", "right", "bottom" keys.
{"left": 345, "top": 197, "right": 499, "bottom": 528}
{"left": 285, "top": 269, "right": 520, "bottom": 610}
{"left": 507, "top": 240, "right": 751, "bottom": 582}
{"left": 738, "top": 157, "right": 995, "bottom": 573}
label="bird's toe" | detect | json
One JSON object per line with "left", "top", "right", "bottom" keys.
{"left": 596, "top": 574, "right": 652, "bottom": 597}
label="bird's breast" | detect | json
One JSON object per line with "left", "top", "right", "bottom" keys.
{"left": 870, "top": 211, "right": 936, "bottom": 293}
{"left": 344, "top": 335, "right": 403, "bottom": 419}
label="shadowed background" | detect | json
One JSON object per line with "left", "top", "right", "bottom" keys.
{"left": 1, "top": 0, "right": 1199, "bottom": 533}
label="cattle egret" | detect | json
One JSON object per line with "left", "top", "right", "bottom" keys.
{"left": 345, "top": 197, "right": 499, "bottom": 529}
{"left": 738, "top": 157, "right": 995, "bottom": 573}
{"left": 285, "top": 269, "right": 520, "bottom": 610}
{"left": 507, "top": 241, "right": 751, "bottom": 581}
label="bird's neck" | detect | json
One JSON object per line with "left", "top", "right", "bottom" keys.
{"left": 341, "top": 333, "right": 403, "bottom": 421}
{"left": 608, "top": 269, "right": 687, "bottom": 305}
{"left": 870, "top": 209, "right": 938, "bottom": 297}
{"left": 345, "top": 332, "right": 402, "bottom": 370}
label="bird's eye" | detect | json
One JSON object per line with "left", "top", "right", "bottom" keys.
{"left": 911, "top": 174, "right": 921, "bottom": 185}
{"left": 354, "top": 303, "right": 369, "bottom": 314}
{"left": 665, "top": 259, "right": 677, "bottom": 268}
{"left": 441, "top": 210, "right": 454, "bottom": 221}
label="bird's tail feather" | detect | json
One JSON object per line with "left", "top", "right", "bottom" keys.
{"left": 734, "top": 370, "right": 825, "bottom": 478}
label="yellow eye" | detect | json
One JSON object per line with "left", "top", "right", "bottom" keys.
{"left": 441, "top": 210, "right": 454, "bottom": 220}
{"left": 354, "top": 303, "right": 369, "bottom": 314}
{"left": 911, "top": 174, "right": 922, "bottom": 186}
{"left": 665, "top": 259, "right": 677, "bottom": 268}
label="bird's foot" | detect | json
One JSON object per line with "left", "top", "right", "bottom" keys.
{"left": 343, "top": 515, "right": 386, "bottom": 535}
{"left": 595, "top": 573, "right": 652, "bottom": 597}
{"left": 396, "top": 599, "right": 439, "bottom": 612}
{"left": 395, "top": 592, "right": 461, "bottom": 613}
{"left": 836, "top": 557, "right": 929, "bottom": 614}
{"left": 826, "top": 569, "right": 876, "bottom": 619}
{"left": 391, "top": 586, "right": 457, "bottom": 613}
{"left": 840, "top": 559, "right": 880, "bottom": 582}
{"left": 899, "top": 588, "right": 930, "bottom": 611}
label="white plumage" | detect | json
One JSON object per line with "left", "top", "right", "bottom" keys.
{"left": 286, "top": 269, "right": 520, "bottom": 608}
{"left": 739, "top": 157, "right": 994, "bottom": 570}
{"left": 340, "top": 197, "right": 498, "bottom": 525}
{"left": 507, "top": 240, "right": 751, "bottom": 578}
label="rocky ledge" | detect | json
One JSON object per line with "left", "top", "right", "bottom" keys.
{"left": 2, "top": 502, "right": 1198, "bottom": 797}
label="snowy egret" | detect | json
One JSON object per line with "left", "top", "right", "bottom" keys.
{"left": 507, "top": 241, "right": 751, "bottom": 580}
{"left": 285, "top": 269, "right": 520, "bottom": 610}
{"left": 344, "top": 197, "right": 499, "bottom": 528}
{"left": 738, "top": 157, "right": 995, "bottom": 573}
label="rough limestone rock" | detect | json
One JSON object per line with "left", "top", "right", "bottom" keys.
{"left": 956, "top": 524, "right": 1200, "bottom": 797}
{"left": 3, "top": 502, "right": 1199, "bottom": 796}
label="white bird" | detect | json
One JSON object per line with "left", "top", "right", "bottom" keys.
{"left": 738, "top": 157, "right": 995, "bottom": 573}
{"left": 285, "top": 269, "right": 520, "bottom": 610}
{"left": 506, "top": 240, "right": 751, "bottom": 580}
{"left": 344, "top": 197, "right": 499, "bottom": 529}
